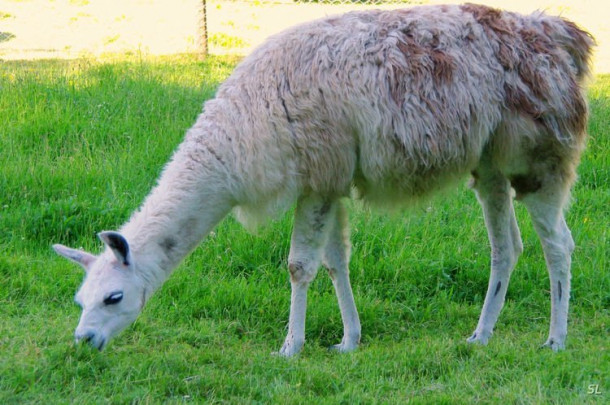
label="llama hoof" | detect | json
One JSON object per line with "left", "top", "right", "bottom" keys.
{"left": 466, "top": 331, "right": 490, "bottom": 345}
{"left": 271, "top": 350, "right": 296, "bottom": 358}
{"left": 329, "top": 339, "right": 359, "bottom": 353}
{"left": 271, "top": 347, "right": 300, "bottom": 358}
{"left": 273, "top": 339, "right": 304, "bottom": 357}
{"left": 540, "top": 338, "right": 565, "bottom": 352}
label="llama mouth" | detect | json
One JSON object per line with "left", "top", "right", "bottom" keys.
{"left": 76, "top": 332, "right": 106, "bottom": 351}
{"left": 94, "top": 337, "right": 107, "bottom": 351}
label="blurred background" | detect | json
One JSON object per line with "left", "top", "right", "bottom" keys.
{"left": 1, "top": 0, "right": 608, "bottom": 73}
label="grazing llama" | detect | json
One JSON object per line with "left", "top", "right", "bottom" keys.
{"left": 54, "top": 4, "right": 594, "bottom": 354}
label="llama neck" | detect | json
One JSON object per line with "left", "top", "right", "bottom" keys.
{"left": 119, "top": 140, "right": 234, "bottom": 291}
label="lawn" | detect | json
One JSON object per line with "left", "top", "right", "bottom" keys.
{"left": 0, "top": 55, "right": 608, "bottom": 403}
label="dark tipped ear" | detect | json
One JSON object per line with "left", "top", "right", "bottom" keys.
{"left": 98, "top": 231, "right": 131, "bottom": 266}
{"left": 53, "top": 244, "right": 96, "bottom": 272}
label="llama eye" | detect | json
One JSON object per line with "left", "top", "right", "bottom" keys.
{"left": 103, "top": 292, "right": 123, "bottom": 305}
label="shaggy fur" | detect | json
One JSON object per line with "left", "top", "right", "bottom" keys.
{"left": 54, "top": 4, "right": 594, "bottom": 354}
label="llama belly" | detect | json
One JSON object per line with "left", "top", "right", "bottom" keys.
{"left": 353, "top": 159, "right": 475, "bottom": 207}
{"left": 353, "top": 125, "right": 487, "bottom": 207}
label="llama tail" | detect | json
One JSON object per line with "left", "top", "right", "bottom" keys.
{"left": 551, "top": 18, "right": 596, "bottom": 79}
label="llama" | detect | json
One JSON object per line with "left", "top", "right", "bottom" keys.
{"left": 53, "top": 4, "right": 593, "bottom": 354}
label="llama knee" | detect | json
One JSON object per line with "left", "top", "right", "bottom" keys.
{"left": 288, "top": 259, "right": 318, "bottom": 284}
{"left": 542, "top": 226, "right": 574, "bottom": 261}
{"left": 323, "top": 247, "right": 350, "bottom": 281}
{"left": 325, "top": 264, "right": 347, "bottom": 283}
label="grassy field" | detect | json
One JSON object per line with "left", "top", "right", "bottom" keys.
{"left": 0, "top": 55, "right": 608, "bottom": 403}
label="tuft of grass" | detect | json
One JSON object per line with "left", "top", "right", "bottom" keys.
{"left": 209, "top": 33, "right": 249, "bottom": 50}
{"left": 0, "top": 57, "right": 608, "bottom": 403}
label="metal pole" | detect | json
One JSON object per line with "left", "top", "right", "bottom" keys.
{"left": 200, "top": 0, "right": 208, "bottom": 58}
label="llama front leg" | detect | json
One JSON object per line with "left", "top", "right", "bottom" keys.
{"left": 277, "top": 195, "right": 334, "bottom": 357}
{"left": 468, "top": 171, "right": 523, "bottom": 345}
{"left": 323, "top": 202, "right": 361, "bottom": 353}
{"left": 522, "top": 194, "right": 574, "bottom": 351}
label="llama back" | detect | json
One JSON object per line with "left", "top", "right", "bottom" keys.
{"left": 458, "top": 4, "right": 594, "bottom": 145}
{"left": 192, "top": 4, "right": 594, "bottom": 225}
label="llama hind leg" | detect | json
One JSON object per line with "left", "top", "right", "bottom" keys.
{"left": 323, "top": 201, "right": 361, "bottom": 353}
{"left": 468, "top": 170, "right": 523, "bottom": 345}
{"left": 277, "top": 195, "right": 334, "bottom": 357}
{"left": 521, "top": 190, "right": 574, "bottom": 351}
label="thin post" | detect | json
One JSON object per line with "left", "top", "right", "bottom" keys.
{"left": 200, "top": 0, "right": 208, "bottom": 58}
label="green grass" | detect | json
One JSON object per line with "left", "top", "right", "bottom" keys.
{"left": 209, "top": 33, "right": 249, "bottom": 50}
{"left": 1, "top": 55, "right": 608, "bottom": 404}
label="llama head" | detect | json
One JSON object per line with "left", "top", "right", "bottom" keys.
{"left": 53, "top": 232, "right": 146, "bottom": 350}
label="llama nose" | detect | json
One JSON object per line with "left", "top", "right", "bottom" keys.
{"left": 75, "top": 330, "right": 106, "bottom": 351}
{"left": 75, "top": 330, "right": 96, "bottom": 345}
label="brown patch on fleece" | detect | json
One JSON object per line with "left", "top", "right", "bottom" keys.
{"left": 461, "top": 3, "right": 593, "bottom": 143}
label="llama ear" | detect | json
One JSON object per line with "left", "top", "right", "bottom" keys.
{"left": 99, "top": 231, "right": 131, "bottom": 266}
{"left": 53, "top": 244, "right": 96, "bottom": 272}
